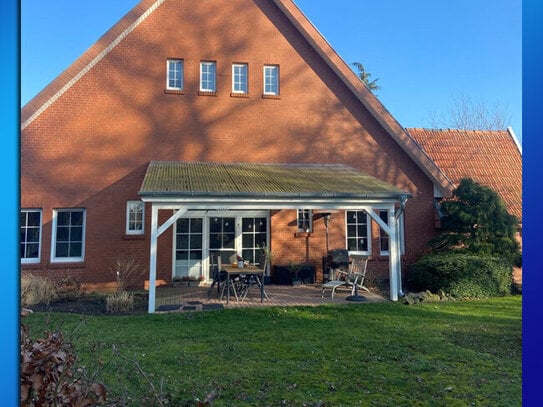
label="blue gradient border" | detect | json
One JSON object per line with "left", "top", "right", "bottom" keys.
{"left": 522, "top": 0, "right": 543, "bottom": 405}
{"left": 0, "top": 0, "right": 19, "bottom": 405}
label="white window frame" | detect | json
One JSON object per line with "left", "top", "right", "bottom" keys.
{"left": 263, "top": 65, "right": 279, "bottom": 95}
{"left": 378, "top": 210, "right": 405, "bottom": 256}
{"left": 21, "top": 209, "right": 42, "bottom": 264}
{"left": 345, "top": 210, "right": 371, "bottom": 255}
{"left": 51, "top": 209, "right": 86, "bottom": 263}
{"left": 232, "top": 63, "right": 248, "bottom": 94}
{"left": 297, "top": 209, "right": 313, "bottom": 232}
{"left": 126, "top": 201, "right": 145, "bottom": 235}
{"left": 166, "top": 59, "right": 184, "bottom": 90}
{"left": 200, "top": 61, "right": 217, "bottom": 92}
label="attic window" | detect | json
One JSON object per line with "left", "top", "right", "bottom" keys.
{"left": 232, "top": 63, "right": 248, "bottom": 95}
{"left": 200, "top": 61, "right": 217, "bottom": 93}
{"left": 166, "top": 59, "right": 184, "bottom": 91}
{"left": 263, "top": 65, "right": 279, "bottom": 96}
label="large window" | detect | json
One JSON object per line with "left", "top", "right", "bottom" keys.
{"left": 52, "top": 209, "right": 85, "bottom": 262}
{"left": 232, "top": 63, "right": 248, "bottom": 94}
{"left": 167, "top": 59, "right": 184, "bottom": 90}
{"left": 346, "top": 210, "right": 370, "bottom": 254}
{"left": 20, "top": 209, "right": 42, "bottom": 263}
{"left": 263, "top": 65, "right": 279, "bottom": 95}
{"left": 200, "top": 61, "right": 217, "bottom": 92}
{"left": 126, "top": 201, "right": 144, "bottom": 235}
{"left": 297, "top": 209, "right": 312, "bottom": 232}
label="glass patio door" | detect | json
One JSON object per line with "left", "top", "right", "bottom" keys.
{"left": 174, "top": 218, "right": 203, "bottom": 280}
{"left": 209, "top": 217, "right": 236, "bottom": 265}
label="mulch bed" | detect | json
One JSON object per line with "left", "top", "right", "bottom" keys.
{"left": 29, "top": 293, "right": 149, "bottom": 316}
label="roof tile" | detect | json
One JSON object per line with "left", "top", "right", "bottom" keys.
{"left": 406, "top": 128, "right": 522, "bottom": 221}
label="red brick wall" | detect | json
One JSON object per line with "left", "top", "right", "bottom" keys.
{"left": 21, "top": 0, "right": 437, "bottom": 288}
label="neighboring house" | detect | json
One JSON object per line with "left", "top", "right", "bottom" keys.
{"left": 21, "top": 0, "right": 457, "bottom": 310}
{"left": 406, "top": 127, "right": 522, "bottom": 226}
{"left": 406, "top": 127, "right": 523, "bottom": 283}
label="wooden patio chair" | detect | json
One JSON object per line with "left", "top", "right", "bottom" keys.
{"left": 322, "top": 254, "right": 369, "bottom": 299}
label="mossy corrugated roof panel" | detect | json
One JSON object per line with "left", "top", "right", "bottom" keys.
{"left": 139, "top": 161, "right": 408, "bottom": 199}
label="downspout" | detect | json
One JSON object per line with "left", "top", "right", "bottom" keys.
{"left": 394, "top": 194, "right": 408, "bottom": 298}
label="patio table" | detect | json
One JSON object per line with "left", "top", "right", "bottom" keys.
{"left": 221, "top": 264, "right": 267, "bottom": 304}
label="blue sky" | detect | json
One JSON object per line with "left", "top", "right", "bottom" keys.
{"left": 21, "top": 0, "right": 522, "bottom": 141}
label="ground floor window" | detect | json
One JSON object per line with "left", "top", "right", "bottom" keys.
{"left": 51, "top": 209, "right": 85, "bottom": 262}
{"left": 126, "top": 200, "right": 144, "bottom": 234}
{"left": 20, "top": 209, "right": 42, "bottom": 263}
{"left": 297, "top": 209, "right": 312, "bottom": 232}
{"left": 345, "top": 210, "right": 370, "bottom": 254}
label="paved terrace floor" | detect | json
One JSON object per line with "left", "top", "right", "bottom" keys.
{"left": 154, "top": 283, "right": 388, "bottom": 312}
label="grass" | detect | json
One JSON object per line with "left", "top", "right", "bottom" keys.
{"left": 24, "top": 296, "right": 521, "bottom": 406}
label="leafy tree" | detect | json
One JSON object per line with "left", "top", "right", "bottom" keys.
{"left": 352, "top": 62, "right": 381, "bottom": 93}
{"left": 431, "top": 178, "right": 520, "bottom": 265}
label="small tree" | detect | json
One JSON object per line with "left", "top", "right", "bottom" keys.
{"left": 352, "top": 62, "right": 381, "bottom": 93}
{"left": 432, "top": 178, "right": 520, "bottom": 265}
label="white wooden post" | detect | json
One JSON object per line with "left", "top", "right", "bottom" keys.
{"left": 388, "top": 207, "right": 399, "bottom": 301}
{"left": 148, "top": 205, "right": 159, "bottom": 313}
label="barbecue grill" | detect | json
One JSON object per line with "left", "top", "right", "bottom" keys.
{"left": 323, "top": 248, "right": 350, "bottom": 281}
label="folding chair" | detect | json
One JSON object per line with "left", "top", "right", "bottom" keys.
{"left": 322, "top": 254, "right": 369, "bottom": 298}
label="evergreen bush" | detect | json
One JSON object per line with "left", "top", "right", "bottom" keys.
{"left": 408, "top": 252, "right": 512, "bottom": 298}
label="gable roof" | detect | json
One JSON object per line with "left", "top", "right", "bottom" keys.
{"left": 406, "top": 127, "right": 522, "bottom": 222}
{"left": 21, "top": 0, "right": 454, "bottom": 195}
{"left": 139, "top": 161, "right": 410, "bottom": 202}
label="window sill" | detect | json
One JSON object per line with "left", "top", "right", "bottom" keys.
{"left": 198, "top": 91, "right": 217, "bottom": 96}
{"left": 230, "top": 92, "right": 250, "bottom": 98}
{"left": 47, "top": 261, "right": 86, "bottom": 269}
{"left": 164, "top": 89, "right": 185, "bottom": 95}
{"left": 123, "top": 234, "right": 146, "bottom": 241}
{"left": 262, "top": 94, "right": 281, "bottom": 99}
{"left": 21, "top": 262, "right": 42, "bottom": 269}
{"left": 294, "top": 231, "right": 311, "bottom": 238}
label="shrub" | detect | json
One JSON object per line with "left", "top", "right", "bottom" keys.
{"left": 106, "top": 291, "right": 135, "bottom": 313}
{"left": 111, "top": 258, "right": 145, "bottom": 291}
{"left": 407, "top": 252, "right": 512, "bottom": 298}
{"left": 55, "top": 276, "right": 82, "bottom": 301}
{"left": 21, "top": 274, "right": 57, "bottom": 306}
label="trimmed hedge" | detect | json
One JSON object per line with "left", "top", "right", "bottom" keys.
{"left": 407, "top": 252, "right": 513, "bottom": 298}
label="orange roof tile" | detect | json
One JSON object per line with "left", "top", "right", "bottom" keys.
{"left": 406, "top": 128, "right": 522, "bottom": 222}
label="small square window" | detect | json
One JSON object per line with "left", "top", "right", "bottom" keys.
{"left": 127, "top": 201, "right": 144, "bottom": 235}
{"left": 232, "top": 63, "right": 248, "bottom": 94}
{"left": 263, "top": 65, "right": 279, "bottom": 95}
{"left": 200, "top": 61, "right": 217, "bottom": 92}
{"left": 167, "top": 59, "right": 184, "bottom": 90}
{"left": 297, "top": 209, "right": 312, "bottom": 232}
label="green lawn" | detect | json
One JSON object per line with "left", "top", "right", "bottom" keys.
{"left": 24, "top": 296, "right": 522, "bottom": 406}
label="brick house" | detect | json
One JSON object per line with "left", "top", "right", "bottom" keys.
{"left": 21, "top": 0, "right": 456, "bottom": 309}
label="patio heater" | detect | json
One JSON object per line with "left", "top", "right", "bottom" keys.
{"left": 323, "top": 213, "right": 331, "bottom": 252}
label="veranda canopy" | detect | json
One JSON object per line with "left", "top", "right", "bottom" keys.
{"left": 139, "top": 161, "right": 411, "bottom": 312}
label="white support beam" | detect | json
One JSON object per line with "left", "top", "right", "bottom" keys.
{"left": 148, "top": 205, "right": 159, "bottom": 313}
{"left": 157, "top": 207, "right": 188, "bottom": 237}
{"left": 388, "top": 207, "right": 399, "bottom": 301}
